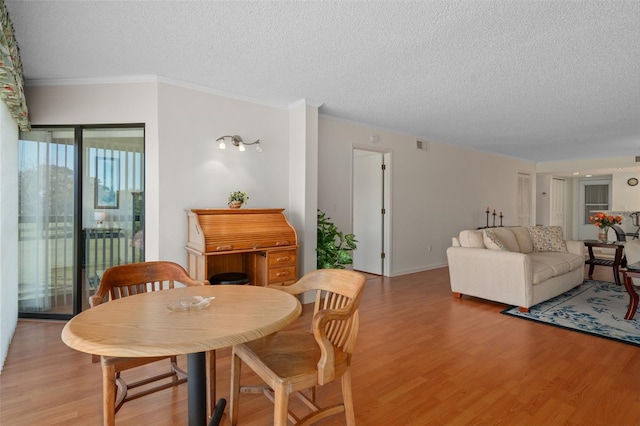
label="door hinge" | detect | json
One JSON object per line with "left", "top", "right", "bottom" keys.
{"left": 381, "top": 164, "right": 386, "bottom": 171}
{"left": 381, "top": 208, "right": 385, "bottom": 215}
{"left": 381, "top": 252, "right": 386, "bottom": 259}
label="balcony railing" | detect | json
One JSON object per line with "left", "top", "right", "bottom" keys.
{"left": 18, "top": 216, "right": 144, "bottom": 314}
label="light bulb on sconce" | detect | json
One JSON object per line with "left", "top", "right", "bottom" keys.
{"left": 216, "top": 135, "right": 261, "bottom": 152}
{"left": 94, "top": 211, "right": 107, "bottom": 226}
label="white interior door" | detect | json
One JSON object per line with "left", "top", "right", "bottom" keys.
{"left": 353, "top": 150, "right": 383, "bottom": 275}
{"left": 517, "top": 173, "right": 531, "bottom": 226}
{"left": 550, "top": 178, "right": 566, "bottom": 230}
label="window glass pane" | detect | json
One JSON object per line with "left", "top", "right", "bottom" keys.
{"left": 82, "top": 128, "right": 145, "bottom": 311}
{"left": 18, "top": 128, "right": 75, "bottom": 314}
{"left": 584, "top": 184, "right": 609, "bottom": 225}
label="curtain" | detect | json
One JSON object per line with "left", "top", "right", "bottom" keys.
{"left": 0, "top": 0, "right": 29, "bottom": 131}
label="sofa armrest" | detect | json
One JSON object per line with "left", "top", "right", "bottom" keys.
{"left": 446, "top": 246, "right": 534, "bottom": 307}
{"left": 565, "top": 240, "right": 585, "bottom": 257}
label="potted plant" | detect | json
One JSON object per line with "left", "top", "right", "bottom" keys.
{"left": 316, "top": 210, "right": 357, "bottom": 269}
{"left": 228, "top": 191, "right": 249, "bottom": 208}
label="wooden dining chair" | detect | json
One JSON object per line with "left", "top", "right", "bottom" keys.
{"left": 89, "top": 261, "right": 215, "bottom": 426}
{"left": 229, "top": 269, "right": 366, "bottom": 426}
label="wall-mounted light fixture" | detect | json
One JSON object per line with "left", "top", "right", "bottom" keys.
{"left": 216, "top": 135, "right": 262, "bottom": 152}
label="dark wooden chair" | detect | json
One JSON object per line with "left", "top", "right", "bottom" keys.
{"left": 230, "top": 269, "right": 366, "bottom": 426}
{"left": 89, "top": 261, "right": 214, "bottom": 426}
{"left": 612, "top": 225, "right": 627, "bottom": 242}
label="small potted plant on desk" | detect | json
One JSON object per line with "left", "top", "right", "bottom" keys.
{"left": 228, "top": 191, "right": 249, "bottom": 208}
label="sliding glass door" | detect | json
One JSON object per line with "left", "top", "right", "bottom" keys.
{"left": 18, "top": 128, "right": 75, "bottom": 316}
{"left": 18, "top": 125, "right": 144, "bottom": 319}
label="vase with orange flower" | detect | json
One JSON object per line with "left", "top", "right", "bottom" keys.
{"left": 589, "top": 212, "right": 623, "bottom": 242}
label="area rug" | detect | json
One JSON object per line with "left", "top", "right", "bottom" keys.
{"left": 501, "top": 280, "right": 640, "bottom": 347}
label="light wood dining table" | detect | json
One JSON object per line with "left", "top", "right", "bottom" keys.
{"left": 62, "top": 284, "right": 302, "bottom": 426}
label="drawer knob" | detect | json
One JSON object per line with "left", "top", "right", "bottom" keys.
{"left": 216, "top": 245, "right": 233, "bottom": 251}
{"left": 275, "top": 256, "right": 291, "bottom": 262}
{"left": 276, "top": 271, "right": 291, "bottom": 277}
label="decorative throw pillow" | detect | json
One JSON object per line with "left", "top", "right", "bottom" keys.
{"left": 511, "top": 227, "right": 534, "bottom": 253}
{"left": 458, "top": 230, "right": 485, "bottom": 248}
{"left": 491, "top": 227, "right": 520, "bottom": 252}
{"left": 483, "top": 229, "right": 508, "bottom": 251}
{"left": 527, "top": 226, "right": 568, "bottom": 253}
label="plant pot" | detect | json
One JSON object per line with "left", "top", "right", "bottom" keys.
{"left": 228, "top": 201, "right": 243, "bottom": 209}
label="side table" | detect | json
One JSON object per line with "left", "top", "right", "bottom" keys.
{"left": 583, "top": 240, "right": 626, "bottom": 286}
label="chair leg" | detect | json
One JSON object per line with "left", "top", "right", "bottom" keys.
{"left": 229, "top": 351, "right": 241, "bottom": 426}
{"left": 102, "top": 363, "right": 117, "bottom": 426}
{"left": 341, "top": 368, "right": 356, "bottom": 426}
{"left": 273, "top": 384, "right": 289, "bottom": 426}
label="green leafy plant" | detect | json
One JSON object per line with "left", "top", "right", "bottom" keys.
{"left": 316, "top": 210, "right": 357, "bottom": 269}
{"left": 228, "top": 191, "right": 249, "bottom": 207}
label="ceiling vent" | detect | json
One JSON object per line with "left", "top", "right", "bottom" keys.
{"left": 416, "top": 140, "right": 429, "bottom": 151}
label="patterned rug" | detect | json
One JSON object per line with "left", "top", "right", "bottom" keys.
{"left": 501, "top": 280, "right": 640, "bottom": 347}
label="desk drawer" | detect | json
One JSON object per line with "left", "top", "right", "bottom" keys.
{"left": 268, "top": 249, "right": 297, "bottom": 267}
{"left": 268, "top": 266, "right": 296, "bottom": 284}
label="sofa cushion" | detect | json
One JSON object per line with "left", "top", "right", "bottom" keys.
{"left": 511, "top": 227, "right": 533, "bottom": 254}
{"left": 483, "top": 229, "right": 508, "bottom": 251}
{"left": 491, "top": 228, "right": 520, "bottom": 252}
{"left": 555, "top": 252, "right": 585, "bottom": 271}
{"left": 530, "top": 261, "right": 554, "bottom": 284}
{"left": 458, "top": 230, "right": 485, "bottom": 248}
{"left": 529, "top": 252, "right": 583, "bottom": 279}
{"left": 529, "top": 253, "right": 571, "bottom": 275}
{"left": 528, "top": 226, "right": 568, "bottom": 253}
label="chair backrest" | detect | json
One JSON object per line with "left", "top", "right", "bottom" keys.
{"left": 625, "top": 239, "right": 640, "bottom": 265}
{"left": 612, "top": 225, "right": 626, "bottom": 242}
{"left": 90, "top": 261, "right": 208, "bottom": 307}
{"left": 272, "top": 269, "right": 366, "bottom": 385}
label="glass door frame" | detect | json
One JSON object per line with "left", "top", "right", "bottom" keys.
{"left": 18, "top": 123, "right": 145, "bottom": 320}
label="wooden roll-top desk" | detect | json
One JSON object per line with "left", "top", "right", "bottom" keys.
{"left": 185, "top": 208, "right": 299, "bottom": 286}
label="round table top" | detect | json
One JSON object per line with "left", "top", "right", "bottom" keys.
{"left": 61, "top": 285, "right": 302, "bottom": 357}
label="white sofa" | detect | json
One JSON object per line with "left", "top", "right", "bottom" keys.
{"left": 446, "top": 226, "right": 585, "bottom": 312}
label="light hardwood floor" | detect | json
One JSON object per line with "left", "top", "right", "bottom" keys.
{"left": 1, "top": 266, "right": 638, "bottom": 425}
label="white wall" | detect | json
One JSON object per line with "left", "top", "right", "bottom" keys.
{"left": 536, "top": 170, "right": 639, "bottom": 239}
{"left": 536, "top": 155, "right": 640, "bottom": 237}
{"left": 612, "top": 171, "right": 640, "bottom": 236}
{"left": 536, "top": 174, "right": 552, "bottom": 227}
{"left": 0, "top": 101, "right": 19, "bottom": 371}
{"left": 318, "top": 117, "right": 536, "bottom": 276}
{"left": 287, "top": 100, "right": 319, "bottom": 277}
{"left": 25, "top": 82, "right": 161, "bottom": 258}
{"left": 156, "top": 82, "right": 291, "bottom": 264}
{"left": 22, "top": 80, "right": 540, "bottom": 280}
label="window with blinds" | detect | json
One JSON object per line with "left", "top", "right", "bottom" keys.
{"left": 583, "top": 184, "right": 609, "bottom": 225}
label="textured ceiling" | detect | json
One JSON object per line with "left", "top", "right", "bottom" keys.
{"left": 5, "top": 0, "right": 640, "bottom": 163}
